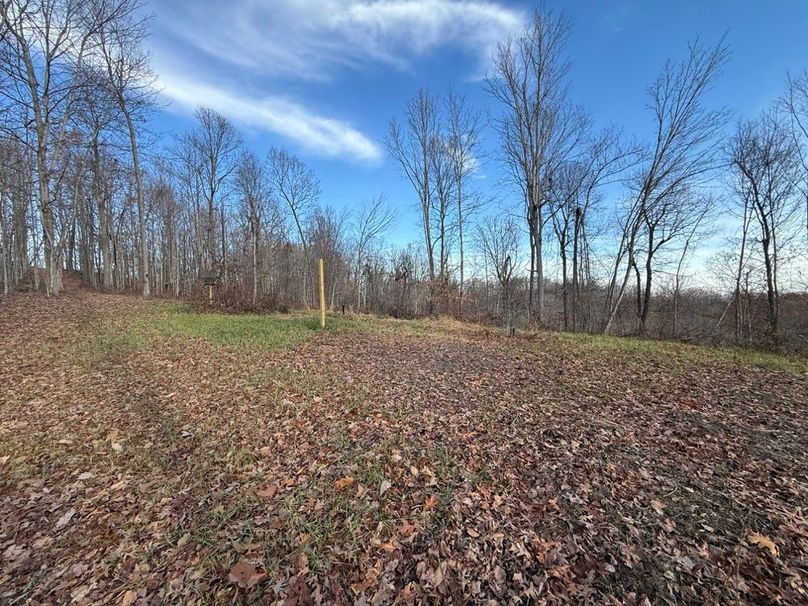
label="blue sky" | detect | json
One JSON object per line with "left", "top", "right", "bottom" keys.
{"left": 146, "top": 0, "right": 808, "bottom": 250}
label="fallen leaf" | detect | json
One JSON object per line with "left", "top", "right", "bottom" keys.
{"left": 55, "top": 508, "right": 76, "bottom": 530}
{"left": 334, "top": 476, "right": 355, "bottom": 490}
{"left": 379, "top": 480, "right": 392, "bottom": 496}
{"left": 467, "top": 528, "right": 480, "bottom": 538}
{"left": 256, "top": 484, "right": 277, "bottom": 498}
{"left": 294, "top": 551, "right": 309, "bottom": 571}
{"left": 747, "top": 532, "right": 778, "bottom": 557}
{"left": 424, "top": 494, "right": 438, "bottom": 511}
{"left": 433, "top": 561, "right": 447, "bottom": 587}
{"left": 397, "top": 519, "right": 417, "bottom": 537}
{"left": 650, "top": 499, "right": 665, "bottom": 515}
{"left": 71, "top": 585, "right": 91, "bottom": 601}
{"left": 120, "top": 589, "right": 137, "bottom": 606}
{"left": 77, "top": 472, "right": 94, "bottom": 481}
{"left": 228, "top": 557, "right": 266, "bottom": 589}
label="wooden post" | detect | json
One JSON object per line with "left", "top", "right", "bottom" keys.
{"left": 318, "top": 258, "right": 326, "bottom": 328}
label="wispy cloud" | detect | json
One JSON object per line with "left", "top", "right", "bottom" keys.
{"left": 157, "top": 0, "right": 525, "bottom": 80}
{"left": 149, "top": 0, "right": 523, "bottom": 164}
{"left": 155, "top": 65, "right": 383, "bottom": 164}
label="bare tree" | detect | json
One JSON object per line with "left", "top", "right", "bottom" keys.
{"left": 266, "top": 147, "right": 319, "bottom": 305}
{"left": 477, "top": 214, "right": 520, "bottom": 333}
{"left": 783, "top": 70, "right": 808, "bottom": 239}
{"left": 96, "top": 0, "right": 156, "bottom": 295}
{"left": 729, "top": 111, "right": 803, "bottom": 343}
{"left": 73, "top": 69, "right": 121, "bottom": 288}
{"left": 444, "top": 91, "right": 482, "bottom": 311}
{"left": 548, "top": 127, "right": 632, "bottom": 330}
{"left": 430, "top": 133, "right": 455, "bottom": 285}
{"left": 351, "top": 194, "right": 395, "bottom": 309}
{"left": 0, "top": 138, "right": 31, "bottom": 293}
{"left": 0, "top": 0, "right": 119, "bottom": 293}
{"left": 235, "top": 151, "right": 268, "bottom": 304}
{"left": 672, "top": 203, "right": 711, "bottom": 338}
{"left": 604, "top": 38, "right": 729, "bottom": 334}
{"left": 309, "top": 206, "right": 349, "bottom": 310}
{"left": 486, "top": 9, "right": 585, "bottom": 325}
{"left": 386, "top": 89, "right": 439, "bottom": 284}
{"left": 189, "top": 107, "right": 241, "bottom": 277}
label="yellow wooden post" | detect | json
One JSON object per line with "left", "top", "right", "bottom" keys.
{"left": 318, "top": 258, "right": 326, "bottom": 328}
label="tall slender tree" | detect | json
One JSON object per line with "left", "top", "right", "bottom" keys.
{"left": 96, "top": 0, "right": 156, "bottom": 295}
{"left": 486, "top": 9, "right": 585, "bottom": 325}
{"left": 604, "top": 38, "right": 729, "bottom": 334}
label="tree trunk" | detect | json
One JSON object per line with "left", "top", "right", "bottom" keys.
{"left": 252, "top": 221, "right": 259, "bottom": 305}
{"left": 120, "top": 108, "right": 150, "bottom": 296}
{"left": 534, "top": 204, "right": 544, "bottom": 326}
{"left": 457, "top": 180, "right": 464, "bottom": 315}
{"left": 761, "top": 233, "right": 778, "bottom": 340}
{"left": 560, "top": 239, "right": 568, "bottom": 331}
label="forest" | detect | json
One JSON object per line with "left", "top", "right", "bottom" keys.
{"left": 2, "top": 1, "right": 807, "bottom": 350}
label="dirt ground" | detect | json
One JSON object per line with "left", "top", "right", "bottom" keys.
{"left": 1, "top": 291, "right": 807, "bottom": 605}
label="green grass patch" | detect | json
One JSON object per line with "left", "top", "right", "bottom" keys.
{"left": 158, "top": 309, "right": 323, "bottom": 349}
{"left": 67, "top": 297, "right": 474, "bottom": 367}
{"left": 140, "top": 304, "right": 439, "bottom": 349}
{"left": 542, "top": 330, "right": 808, "bottom": 374}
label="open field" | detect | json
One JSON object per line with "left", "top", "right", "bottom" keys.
{"left": 1, "top": 291, "right": 807, "bottom": 605}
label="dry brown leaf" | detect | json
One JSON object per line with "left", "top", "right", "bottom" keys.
{"left": 397, "top": 519, "right": 417, "bottom": 537}
{"left": 294, "top": 551, "right": 309, "bottom": 572}
{"left": 433, "top": 561, "right": 448, "bottom": 587}
{"left": 424, "top": 494, "right": 438, "bottom": 511}
{"left": 228, "top": 557, "right": 266, "bottom": 589}
{"left": 747, "top": 532, "right": 779, "bottom": 557}
{"left": 256, "top": 484, "right": 277, "bottom": 498}
{"left": 55, "top": 508, "right": 76, "bottom": 530}
{"left": 379, "top": 479, "right": 392, "bottom": 496}
{"left": 119, "top": 589, "right": 137, "bottom": 606}
{"left": 334, "top": 476, "right": 355, "bottom": 490}
{"left": 650, "top": 499, "right": 665, "bottom": 515}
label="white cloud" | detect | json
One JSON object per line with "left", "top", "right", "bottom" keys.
{"left": 158, "top": 0, "right": 525, "bottom": 80}
{"left": 149, "top": 1, "right": 523, "bottom": 163}
{"left": 156, "top": 67, "right": 383, "bottom": 164}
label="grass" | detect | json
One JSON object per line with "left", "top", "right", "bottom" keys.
{"left": 538, "top": 328, "right": 808, "bottom": 374}
{"left": 70, "top": 299, "right": 807, "bottom": 375}
{"left": 71, "top": 301, "right": 460, "bottom": 367}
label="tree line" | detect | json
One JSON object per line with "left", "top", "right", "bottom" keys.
{"left": 1, "top": 3, "right": 807, "bottom": 350}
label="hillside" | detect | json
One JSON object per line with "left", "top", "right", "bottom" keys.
{"left": 1, "top": 292, "right": 806, "bottom": 605}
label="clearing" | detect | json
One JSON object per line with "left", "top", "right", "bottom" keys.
{"left": 1, "top": 291, "right": 807, "bottom": 605}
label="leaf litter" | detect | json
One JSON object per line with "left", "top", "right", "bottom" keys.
{"left": 0, "top": 291, "right": 806, "bottom": 604}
